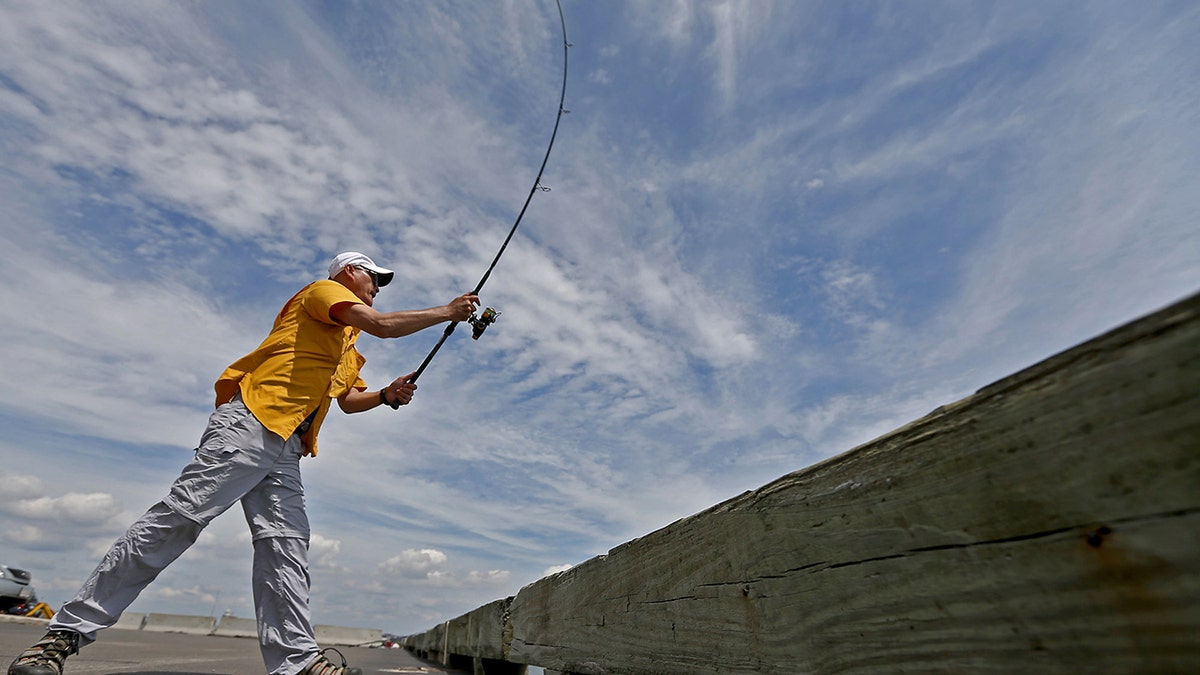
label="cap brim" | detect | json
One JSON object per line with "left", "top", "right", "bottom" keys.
{"left": 357, "top": 262, "right": 395, "bottom": 287}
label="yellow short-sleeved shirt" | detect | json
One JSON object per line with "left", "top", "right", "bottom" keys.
{"left": 214, "top": 279, "right": 367, "bottom": 457}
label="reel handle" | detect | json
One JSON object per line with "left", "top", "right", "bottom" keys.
{"left": 467, "top": 306, "right": 501, "bottom": 340}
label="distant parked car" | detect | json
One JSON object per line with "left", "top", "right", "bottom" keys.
{"left": 0, "top": 565, "right": 34, "bottom": 612}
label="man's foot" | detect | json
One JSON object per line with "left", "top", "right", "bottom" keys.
{"left": 297, "top": 647, "right": 362, "bottom": 675}
{"left": 7, "top": 629, "right": 80, "bottom": 675}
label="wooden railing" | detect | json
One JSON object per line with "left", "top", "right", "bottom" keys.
{"left": 403, "top": 290, "right": 1200, "bottom": 675}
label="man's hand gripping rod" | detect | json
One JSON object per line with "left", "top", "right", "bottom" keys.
{"left": 408, "top": 0, "right": 569, "bottom": 385}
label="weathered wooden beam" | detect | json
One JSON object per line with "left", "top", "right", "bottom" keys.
{"left": 510, "top": 292, "right": 1200, "bottom": 673}
{"left": 411, "top": 291, "right": 1200, "bottom": 674}
{"left": 446, "top": 598, "right": 514, "bottom": 662}
{"left": 400, "top": 619, "right": 445, "bottom": 662}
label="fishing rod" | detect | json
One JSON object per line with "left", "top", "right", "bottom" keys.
{"left": 408, "top": 0, "right": 569, "bottom": 385}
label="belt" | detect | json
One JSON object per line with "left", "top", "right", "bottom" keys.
{"left": 296, "top": 410, "right": 317, "bottom": 436}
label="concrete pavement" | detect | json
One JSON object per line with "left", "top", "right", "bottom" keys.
{"left": 0, "top": 617, "right": 462, "bottom": 674}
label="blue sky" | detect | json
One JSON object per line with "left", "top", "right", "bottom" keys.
{"left": 1, "top": 0, "right": 1197, "bottom": 637}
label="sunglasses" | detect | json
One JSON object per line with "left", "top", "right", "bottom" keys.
{"left": 354, "top": 265, "right": 381, "bottom": 287}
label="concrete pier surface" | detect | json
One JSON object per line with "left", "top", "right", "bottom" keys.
{"left": 0, "top": 618, "right": 462, "bottom": 674}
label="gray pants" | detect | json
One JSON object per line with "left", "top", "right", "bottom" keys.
{"left": 50, "top": 395, "right": 319, "bottom": 675}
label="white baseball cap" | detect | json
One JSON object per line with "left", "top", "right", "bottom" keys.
{"left": 328, "top": 251, "right": 394, "bottom": 287}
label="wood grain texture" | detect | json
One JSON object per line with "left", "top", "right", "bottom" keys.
{"left": 410, "top": 292, "right": 1200, "bottom": 675}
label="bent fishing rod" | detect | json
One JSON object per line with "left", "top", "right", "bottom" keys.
{"left": 408, "top": 0, "right": 570, "bottom": 385}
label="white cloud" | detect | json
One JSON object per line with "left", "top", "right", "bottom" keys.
{"left": 424, "top": 569, "right": 512, "bottom": 589}
{"left": 378, "top": 549, "right": 448, "bottom": 578}
{"left": 376, "top": 549, "right": 511, "bottom": 589}
{"left": 309, "top": 534, "right": 343, "bottom": 569}
{"left": 0, "top": 252, "right": 252, "bottom": 446}
{"left": 588, "top": 68, "right": 612, "bottom": 86}
{"left": 1, "top": 0, "right": 1196, "bottom": 637}
{"left": 10, "top": 493, "right": 120, "bottom": 525}
{"left": 0, "top": 474, "right": 46, "bottom": 500}
{"left": 541, "top": 564, "right": 574, "bottom": 577}
{"left": 463, "top": 570, "right": 512, "bottom": 586}
{"left": 5, "top": 526, "right": 50, "bottom": 548}
{"left": 145, "top": 585, "right": 217, "bottom": 606}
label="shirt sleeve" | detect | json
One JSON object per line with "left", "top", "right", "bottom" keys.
{"left": 330, "top": 344, "right": 368, "bottom": 397}
{"left": 301, "top": 280, "right": 364, "bottom": 325}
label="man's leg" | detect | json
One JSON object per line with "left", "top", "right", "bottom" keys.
{"left": 241, "top": 431, "right": 358, "bottom": 675}
{"left": 8, "top": 503, "right": 201, "bottom": 675}
{"left": 240, "top": 428, "right": 317, "bottom": 675}
{"left": 253, "top": 536, "right": 320, "bottom": 675}
{"left": 251, "top": 534, "right": 362, "bottom": 675}
{"left": 11, "top": 394, "right": 286, "bottom": 675}
{"left": 49, "top": 502, "right": 202, "bottom": 642}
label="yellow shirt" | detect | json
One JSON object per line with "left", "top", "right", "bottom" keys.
{"left": 214, "top": 279, "right": 367, "bottom": 457}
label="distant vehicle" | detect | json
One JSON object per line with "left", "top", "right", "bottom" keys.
{"left": 0, "top": 565, "right": 34, "bottom": 612}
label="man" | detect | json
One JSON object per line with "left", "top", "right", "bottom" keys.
{"left": 8, "top": 252, "right": 478, "bottom": 675}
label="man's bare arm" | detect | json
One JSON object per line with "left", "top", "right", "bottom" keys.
{"left": 337, "top": 372, "right": 418, "bottom": 413}
{"left": 332, "top": 293, "right": 478, "bottom": 338}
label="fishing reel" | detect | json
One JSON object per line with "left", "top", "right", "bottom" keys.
{"left": 467, "top": 306, "right": 500, "bottom": 340}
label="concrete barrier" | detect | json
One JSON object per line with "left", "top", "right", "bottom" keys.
{"left": 141, "top": 613, "right": 216, "bottom": 635}
{"left": 0, "top": 614, "right": 50, "bottom": 627}
{"left": 111, "top": 612, "right": 146, "bottom": 631}
{"left": 212, "top": 615, "right": 258, "bottom": 639}
{"left": 314, "top": 624, "right": 382, "bottom": 646}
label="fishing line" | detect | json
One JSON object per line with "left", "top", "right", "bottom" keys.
{"left": 409, "top": 0, "right": 570, "bottom": 383}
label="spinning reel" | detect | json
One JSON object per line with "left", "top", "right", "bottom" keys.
{"left": 467, "top": 306, "right": 501, "bottom": 340}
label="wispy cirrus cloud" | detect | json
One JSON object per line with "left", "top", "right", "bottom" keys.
{"left": 1, "top": 0, "right": 1196, "bottom": 636}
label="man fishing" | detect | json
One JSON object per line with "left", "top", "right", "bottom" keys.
{"left": 8, "top": 252, "right": 478, "bottom": 675}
